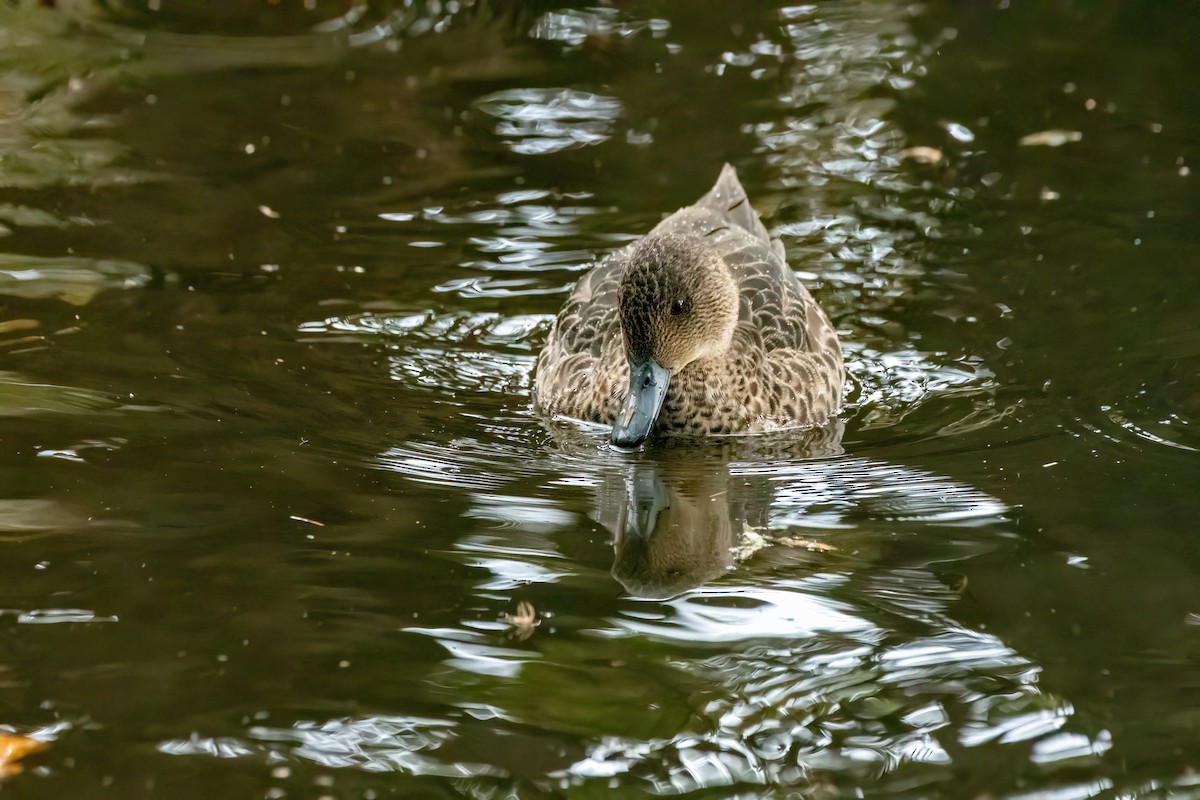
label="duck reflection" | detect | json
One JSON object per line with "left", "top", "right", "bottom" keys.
{"left": 601, "top": 461, "right": 739, "bottom": 599}
{"left": 593, "top": 424, "right": 847, "bottom": 598}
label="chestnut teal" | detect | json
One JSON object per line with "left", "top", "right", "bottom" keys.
{"left": 534, "top": 164, "right": 844, "bottom": 448}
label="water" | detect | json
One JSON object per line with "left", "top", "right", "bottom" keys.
{"left": 0, "top": 1, "right": 1197, "bottom": 797}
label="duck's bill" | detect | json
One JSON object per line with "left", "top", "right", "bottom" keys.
{"left": 611, "top": 359, "right": 670, "bottom": 450}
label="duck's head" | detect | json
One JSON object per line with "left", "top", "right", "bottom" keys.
{"left": 612, "top": 234, "right": 738, "bottom": 449}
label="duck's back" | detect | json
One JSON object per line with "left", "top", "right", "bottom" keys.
{"left": 534, "top": 165, "right": 843, "bottom": 432}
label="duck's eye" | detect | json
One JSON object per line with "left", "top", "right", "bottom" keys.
{"left": 670, "top": 298, "right": 689, "bottom": 316}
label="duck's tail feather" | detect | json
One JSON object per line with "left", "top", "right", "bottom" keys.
{"left": 693, "top": 163, "right": 772, "bottom": 245}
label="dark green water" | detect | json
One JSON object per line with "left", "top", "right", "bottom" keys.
{"left": 0, "top": 1, "right": 1198, "bottom": 797}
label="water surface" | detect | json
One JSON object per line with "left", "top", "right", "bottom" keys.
{"left": 0, "top": 1, "right": 1198, "bottom": 797}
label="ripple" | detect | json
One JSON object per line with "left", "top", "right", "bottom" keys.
{"left": 1086, "top": 407, "right": 1198, "bottom": 455}
{"left": 380, "top": 195, "right": 606, "bottom": 272}
{"left": 474, "top": 88, "right": 623, "bottom": 155}
{"left": 157, "top": 591, "right": 1089, "bottom": 796}
{"left": 724, "top": 3, "right": 1004, "bottom": 448}
{"left": 376, "top": 192, "right": 609, "bottom": 293}
{"left": 0, "top": 18, "right": 162, "bottom": 191}
{"left": 529, "top": 8, "right": 670, "bottom": 49}
{"left": 613, "top": 582, "right": 877, "bottom": 644}
{"left": 299, "top": 310, "right": 544, "bottom": 397}
{"left": 462, "top": 493, "right": 575, "bottom": 532}
{"left": 0, "top": 203, "right": 73, "bottom": 230}
{"left": 0, "top": 499, "right": 80, "bottom": 533}
{"left": 737, "top": 455, "right": 1009, "bottom": 529}
{"left": 300, "top": 301, "right": 1001, "bottom": 449}
{"left": 158, "top": 735, "right": 255, "bottom": 759}
{"left": 0, "top": 371, "right": 126, "bottom": 416}
{"left": 843, "top": 341, "right": 999, "bottom": 436}
{"left": 1065, "top": 389, "right": 1199, "bottom": 465}
{"left": 31, "top": 1, "right": 470, "bottom": 57}
{"left": 389, "top": 347, "right": 536, "bottom": 396}
{"left": 162, "top": 714, "right": 503, "bottom": 777}
{"left": 433, "top": 276, "right": 572, "bottom": 299}
{"left": 375, "top": 438, "right": 521, "bottom": 492}
{"left": 402, "top": 627, "right": 538, "bottom": 679}
{"left": 554, "top": 625, "right": 1052, "bottom": 794}
{"left": 0, "top": 254, "right": 153, "bottom": 305}
{"left": 1031, "top": 730, "right": 1113, "bottom": 767}
{"left": 0, "top": 0, "right": 511, "bottom": 199}
{"left": 2, "top": 607, "right": 119, "bottom": 624}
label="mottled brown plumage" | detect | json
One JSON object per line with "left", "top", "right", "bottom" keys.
{"left": 534, "top": 164, "right": 844, "bottom": 445}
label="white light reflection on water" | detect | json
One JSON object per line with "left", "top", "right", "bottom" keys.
{"left": 1097, "top": 408, "right": 1199, "bottom": 454}
{"left": 355, "top": 446, "right": 1054, "bottom": 793}
{"left": 463, "top": 493, "right": 574, "bottom": 532}
{"left": 0, "top": 254, "right": 153, "bottom": 305}
{"left": 843, "top": 341, "right": 998, "bottom": 433}
{"left": 160, "top": 600, "right": 1073, "bottom": 794}
{"left": 1031, "top": 729, "right": 1113, "bottom": 767}
{"left": 474, "top": 88, "right": 623, "bottom": 156}
{"left": 161, "top": 715, "right": 504, "bottom": 777}
{"left": 401, "top": 627, "right": 536, "bottom": 679}
{"left": 0, "top": 608, "right": 119, "bottom": 624}
{"left": 611, "top": 582, "right": 874, "bottom": 643}
{"left": 377, "top": 193, "right": 608, "bottom": 282}
{"left": 546, "top": 623, "right": 1050, "bottom": 794}
{"left": 299, "top": 303, "right": 1000, "bottom": 448}
{"left": 529, "top": 7, "right": 670, "bottom": 49}
{"left": 300, "top": 310, "right": 543, "bottom": 399}
{"left": 736, "top": 456, "right": 1009, "bottom": 529}
{"left": 273, "top": 5, "right": 1048, "bottom": 786}
{"left": 0, "top": 373, "right": 127, "bottom": 417}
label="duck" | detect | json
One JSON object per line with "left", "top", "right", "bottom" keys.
{"left": 533, "top": 164, "right": 844, "bottom": 448}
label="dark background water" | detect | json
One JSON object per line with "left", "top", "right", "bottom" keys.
{"left": 0, "top": 1, "right": 1197, "bottom": 797}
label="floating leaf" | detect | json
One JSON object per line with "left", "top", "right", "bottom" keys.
{"left": 777, "top": 537, "right": 839, "bottom": 552}
{"left": 503, "top": 601, "right": 541, "bottom": 641}
{"left": 900, "top": 146, "right": 943, "bottom": 164}
{"left": 0, "top": 733, "right": 47, "bottom": 777}
{"left": 1019, "top": 129, "right": 1082, "bottom": 147}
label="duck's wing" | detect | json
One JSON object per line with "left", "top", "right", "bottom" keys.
{"left": 533, "top": 254, "right": 626, "bottom": 422}
{"left": 658, "top": 166, "right": 845, "bottom": 421}
{"left": 690, "top": 163, "right": 776, "bottom": 249}
{"left": 543, "top": 255, "right": 621, "bottom": 358}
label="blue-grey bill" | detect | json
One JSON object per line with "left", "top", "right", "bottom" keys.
{"left": 610, "top": 359, "right": 670, "bottom": 449}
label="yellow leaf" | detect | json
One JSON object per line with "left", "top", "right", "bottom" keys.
{"left": 0, "top": 734, "right": 48, "bottom": 777}
{"left": 504, "top": 601, "right": 541, "bottom": 641}
{"left": 900, "top": 146, "right": 943, "bottom": 165}
{"left": 1019, "top": 129, "right": 1082, "bottom": 147}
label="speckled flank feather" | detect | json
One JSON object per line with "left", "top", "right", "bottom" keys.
{"left": 534, "top": 164, "right": 845, "bottom": 437}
